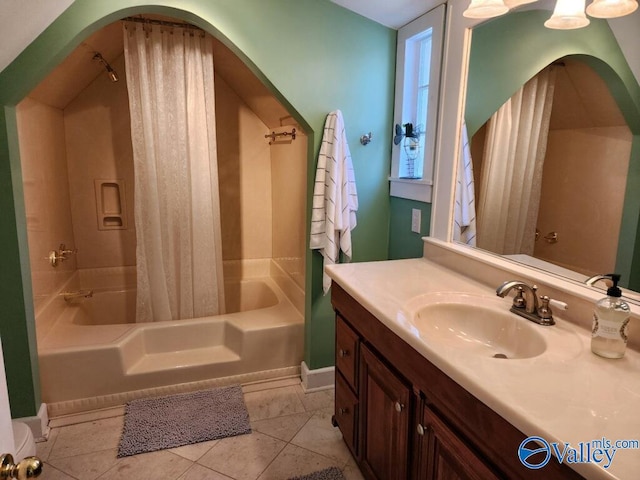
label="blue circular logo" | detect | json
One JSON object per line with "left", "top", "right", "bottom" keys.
{"left": 518, "top": 436, "right": 551, "bottom": 469}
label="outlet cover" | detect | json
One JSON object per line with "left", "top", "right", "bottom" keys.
{"left": 411, "top": 208, "right": 421, "bottom": 234}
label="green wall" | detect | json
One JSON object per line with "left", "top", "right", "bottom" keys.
{"left": 465, "top": 10, "right": 640, "bottom": 291}
{"left": 388, "top": 198, "right": 431, "bottom": 259}
{"left": 0, "top": 0, "right": 395, "bottom": 415}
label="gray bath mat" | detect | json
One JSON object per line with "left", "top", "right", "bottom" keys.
{"left": 288, "top": 467, "right": 346, "bottom": 480}
{"left": 118, "top": 384, "right": 251, "bottom": 457}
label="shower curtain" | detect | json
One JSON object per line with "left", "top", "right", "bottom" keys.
{"left": 124, "top": 23, "right": 225, "bottom": 322}
{"left": 476, "top": 66, "right": 556, "bottom": 255}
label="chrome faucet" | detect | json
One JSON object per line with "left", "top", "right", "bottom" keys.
{"left": 62, "top": 290, "right": 93, "bottom": 303}
{"left": 496, "top": 281, "right": 557, "bottom": 326}
{"left": 585, "top": 274, "right": 613, "bottom": 288}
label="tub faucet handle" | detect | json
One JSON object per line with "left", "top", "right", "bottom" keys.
{"left": 48, "top": 244, "right": 78, "bottom": 267}
{"left": 58, "top": 244, "right": 77, "bottom": 256}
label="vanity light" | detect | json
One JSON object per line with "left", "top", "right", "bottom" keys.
{"left": 544, "top": 0, "right": 590, "bottom": 29}
{"left": 586, "top": 0, "right": 638, "bottom": 17}
{"left": 463, "top": 0, "right": 509, "bottom": 18}
{"left": 464, "top": 0, "right": 637, "bottom": 28}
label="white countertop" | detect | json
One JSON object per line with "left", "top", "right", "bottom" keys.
{"left": 326, "top": 258, "right": 640, "bottom": 480}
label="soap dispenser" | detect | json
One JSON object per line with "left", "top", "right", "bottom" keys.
{"left": 591, "top": 274, "right": 630, "bottom": 359}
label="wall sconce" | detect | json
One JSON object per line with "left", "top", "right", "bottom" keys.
{"left": 463, "top": 0, "right": 638, "bottom": 29}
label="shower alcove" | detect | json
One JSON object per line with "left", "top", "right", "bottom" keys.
{"left": 16, "top": 17, "right": 307, "bottom": 415}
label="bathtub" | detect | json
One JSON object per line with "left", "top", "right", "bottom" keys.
{"left": 37, "top": 260, "right": 304, "bottom": 415}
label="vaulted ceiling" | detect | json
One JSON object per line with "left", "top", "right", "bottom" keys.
{"left": 27, "top": 10, "right": 628, "bottom": 132}
{"left": 27, "top": 17, "right": 290, "bottom": 129}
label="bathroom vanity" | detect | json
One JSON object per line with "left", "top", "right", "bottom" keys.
{"left": 327, "top": 257, "right": 640, "bottom": 480}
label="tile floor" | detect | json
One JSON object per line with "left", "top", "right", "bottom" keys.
{"left": 35, "top": 379, "right": 364, "bottom": 480}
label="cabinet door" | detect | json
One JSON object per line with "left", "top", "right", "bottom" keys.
{"left": 359, "top": 344, "right": 411, "bottom": 480}
{"left": 418, "top": 405, "right": 500, "bottom": 480}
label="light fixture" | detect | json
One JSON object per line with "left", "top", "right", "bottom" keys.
{"left": 463, "top": 0, "right": 509, "bottom": 18}
{"left": 93, "top": 52, "right": 119, "bottom": 82}
{"left": 464, "top": 0, "right": 638, "bottom": 29}
{"left": 586, "top": 0, "right": 638, "bottom": 17}
{"left": 544, "top": 0, "right": 590, "bottom": 29}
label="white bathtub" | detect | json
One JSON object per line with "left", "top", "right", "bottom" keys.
{"left": 37, "top": 260, "right": 304, "bottom": 415}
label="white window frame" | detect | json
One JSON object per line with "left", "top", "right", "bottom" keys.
{"left": 390, "top": 4, "right": 446, "bottom": 203}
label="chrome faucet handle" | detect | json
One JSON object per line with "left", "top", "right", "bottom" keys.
{"left": 537, "top": 295, "right": 567, "bottom": 324}
{"left": 549, "top": 298, "right": 568, "bottom": 311}
{"left": 537, "top": 295, "right": 552, "bottom": 321}
{"left": 496, "top": 281, "right": 538, "bottom": 313}
{"left": 512, "top": 286, "right": 526, "bottom": 309}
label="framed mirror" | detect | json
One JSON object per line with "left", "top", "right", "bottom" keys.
{"left": 431, "top": 0, "right": 640, "bottom": 302}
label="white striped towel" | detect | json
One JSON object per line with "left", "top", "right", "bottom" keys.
{"left": 309, "top": 110, "right": 358, "bottom": 294}
{"left": 453, "top": 122, "right": 477, "bottom": 246}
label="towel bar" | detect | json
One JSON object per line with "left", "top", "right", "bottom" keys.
{"left": 265, "top": 128, "right": 296, "bottom": 144}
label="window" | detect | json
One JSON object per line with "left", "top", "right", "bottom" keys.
{"left": 390, "top": 5, "right": 445, "bottom": 202}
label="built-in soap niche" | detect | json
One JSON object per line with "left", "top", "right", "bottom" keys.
{"left": 94, "top": 179, "right": 127, "bottom": 230}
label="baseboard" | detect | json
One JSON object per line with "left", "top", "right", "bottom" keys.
{"left": 16, "top": 403, "right": 49, "bottom": 441}
{"left": 300, "top": 361, "right": 335, "bottom": 392}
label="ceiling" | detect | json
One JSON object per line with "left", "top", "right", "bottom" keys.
{"left": 27, "top": 17, "right": 290, "bottom": 129}
{"left": 24, "top": 1, "right": 448, "bottom": 116}
{"left": 330, "top": 0, "right": 442, "bottom": 29}
{"left": 26, "top": 4, "right": 632, "bottom": 132}
{"left": 550, "top": 57, "right": 627, "bottom": 130}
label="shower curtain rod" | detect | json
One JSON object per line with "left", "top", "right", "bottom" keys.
{"left": 122, "top": 16, "right": 205, "bottom": 32}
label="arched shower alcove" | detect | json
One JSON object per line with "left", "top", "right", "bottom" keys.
{"left": 17, "top": 11, "right": 311, "bottom": 413}
{"left": 0, "top": 0, "right": 396, "bottom": 421}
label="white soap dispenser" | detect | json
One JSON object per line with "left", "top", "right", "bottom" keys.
{"left": 591, "top": 273, "right": 630, "bottom": 359}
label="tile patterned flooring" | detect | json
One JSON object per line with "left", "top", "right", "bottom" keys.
{"left": 35, "top": 379, "right": 364, "bottom": 480}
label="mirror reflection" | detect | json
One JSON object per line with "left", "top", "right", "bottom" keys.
{"left": 453, "top": 9, "right": 640, "bottom": 293}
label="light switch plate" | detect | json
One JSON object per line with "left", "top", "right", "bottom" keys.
{"left": 411, "top": 209, "right": 421, "bottom": 234}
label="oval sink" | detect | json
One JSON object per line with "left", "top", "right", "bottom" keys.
{"left": 402, "top": 293, "right": 547, "bottom": 359}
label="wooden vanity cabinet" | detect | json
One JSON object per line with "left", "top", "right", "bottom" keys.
{"left": 331, "top": 283, "right": 584, "bottom": 480}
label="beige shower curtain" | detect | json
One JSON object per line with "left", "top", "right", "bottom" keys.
{"left": 124, "top": 23, "right": 225, "bottom": 322}
{"left": 476, "top": 66, "right": 556, "bottom": 255}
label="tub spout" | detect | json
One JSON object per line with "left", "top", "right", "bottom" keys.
{"left": 62, "top": 290, "right": 94, "bottom": 302}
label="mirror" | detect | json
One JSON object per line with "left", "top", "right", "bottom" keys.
{"left": 451, "top": 8, "right": 640, "bottom": 297}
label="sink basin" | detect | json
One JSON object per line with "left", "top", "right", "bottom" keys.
{"left": 401, "top": 293, "right": 547, "bottom": 359}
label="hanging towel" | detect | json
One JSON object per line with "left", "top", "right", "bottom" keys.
{"left": 310, "top": 110, "right": 358, "bottom": 294}
{"left": 453, "top": 122, "right": 477, "bottom": 246}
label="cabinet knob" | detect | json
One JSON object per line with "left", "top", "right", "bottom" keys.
{"left": 338, "top": 349, "right": 349, "bottom": 358}
{"left": 417, "top": 424, "right": 425, "bottom": 436}
{"left": 394, "top": 402, "right": 404, "bottom": 413}
{"left": 338, "top": 407, "right": 349, "bottom": 415}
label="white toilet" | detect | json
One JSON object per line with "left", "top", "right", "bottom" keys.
{"left": 11, "top": 421, "right": 36, "bottom": 460}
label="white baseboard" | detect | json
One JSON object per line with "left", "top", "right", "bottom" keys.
{"left": 300, "top": 361, "right": 335, "bottom": 392}
{"left": 16, "top": 403, "right": 49, "bottom": 441}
